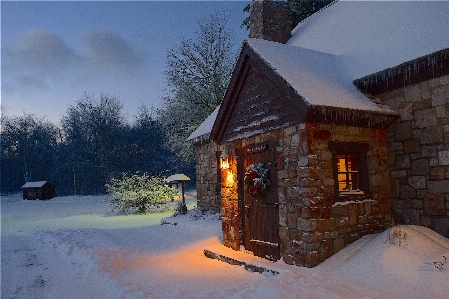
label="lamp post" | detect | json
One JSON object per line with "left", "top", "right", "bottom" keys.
{"left": 167, "top": 173, "right": 190, "bottom": 214}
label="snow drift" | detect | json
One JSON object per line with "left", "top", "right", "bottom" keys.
{"left": 1, "top": 193, "right": 448, "bottom": 299}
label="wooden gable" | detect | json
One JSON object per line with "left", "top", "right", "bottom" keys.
{"left": 211, "top": 44, "right": 308, "bottom": 145}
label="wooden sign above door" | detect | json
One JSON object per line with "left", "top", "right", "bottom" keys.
{"left": 246, "top": 144, "right": 268, "bottom": 154}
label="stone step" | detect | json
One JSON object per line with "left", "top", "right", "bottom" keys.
{"left": 203, "top": 249, "right": 279, "bottom": 276}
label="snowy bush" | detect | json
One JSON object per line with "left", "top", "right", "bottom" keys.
{"left": 105, "top": 173, "right": 180, "bottom": 214}
{"left": 387, "top": 225, "right": 407, "bottom": 246}
{"left": 433, "top": 256, "right": 447, "bottom": 271}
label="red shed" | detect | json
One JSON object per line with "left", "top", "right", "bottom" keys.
{"left": 21, "top": 181, "right": 56, "bottom": 200}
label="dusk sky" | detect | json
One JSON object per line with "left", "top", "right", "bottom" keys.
{"left": 1, "top": 1, "right": 249, "bottom": 123}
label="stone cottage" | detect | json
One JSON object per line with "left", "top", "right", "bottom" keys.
{"left": 188, "top": 0, "right": 449, "bottom": 267}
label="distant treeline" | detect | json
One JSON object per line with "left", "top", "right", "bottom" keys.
{"left": 1, "top": 11, "right": 240, "bottom": 195}
{"left": 0, "top": 94, "right": 195, "bottom": 195}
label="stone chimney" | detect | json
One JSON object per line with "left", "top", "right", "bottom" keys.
{"left": 249, "top": 0, "right": 292, "bottom": 44}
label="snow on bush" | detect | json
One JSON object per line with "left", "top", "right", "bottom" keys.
{"left": 387, "top": 225, "right": 408, "bottom": 247}
{"left": 105, "top": 173, "right": 180, "bottom": 214}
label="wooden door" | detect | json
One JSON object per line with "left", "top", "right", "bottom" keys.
{"left": 242, "top": 143, "right": 280, "bottom": 261}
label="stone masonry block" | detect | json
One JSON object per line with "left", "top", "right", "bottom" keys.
{"left": 430, "top": 167, "right": 446, "bottom": 180}
{"left": 408, "top": 176, "right": 426, "bottom": 189}
{"left": 394, "top": 121, "right": 412, "bottom": 141}
{"left": 432, "top": 86, "right": 449, "bottom": 106}
{"left": 414, "top": 108, "right": 437, "bottom": 128}
{"left": 319, "top": 240, "right": 334, "bottom": 260}
{"left": 365, "top": 201, "right": 372, "bottom": 215}
{"left": 403, "top": 139, "right": 421, "bottom": 153}
{"left": 318, "top": 218, "right": 336, "bottom": 231}
{"left": 290, "top": 133, "right": 300, "bottom": 147}
{"left": 391, "top": 170, "right": 407, "bottom": 178}
{"left": 438, "top": 150, "right": 449, "bottom": 165}
{"left": 434, "top": 218, "right": 449, "bottom": 237}
{"left": 279, "top": 205, "right": 287, "bottom": 226}
{"left": 404, "top": 83, "right": 421, "bottom": 102}
{"left": 324, "top": 231, "right": 338, "bottom": 240}
{"left": 420, "top": 127, "right": 444, "bottom": 144}
{"left": 334, "top": 238, "right": 345, "bottom": 253}
{"left": 428, "top": 180, "right": 449, "bottom": 193}
{"left": 424, "top": 193, "right": 445, "bottom": 216}
{"left": 297, "top": 218, "right": 317, "bottom": 232}
{"left": 300, "top": 231, "right": 323, "bottom": 243}
{"left": 412, "top": 159, "right": 429, "bottom": 175}
{"left": 436, "top": 105, "right": 447, "bottom": 118}
{"left": 336, "top": 217, "right": 349, "bottom": 228}
{"left": 440, "top": 75, "right": 449, "bottom": 86}
{"left": 422, "top": 145, "right": 438, "bottom": 158}
{"left": 395, "top": 154, "right": 411, "bottom": 169}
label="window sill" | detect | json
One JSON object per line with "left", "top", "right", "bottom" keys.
{"left": 336, "top": 190, "right": 371, "bottom": 202}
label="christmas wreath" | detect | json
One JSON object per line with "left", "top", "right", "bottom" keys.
{"left": 244, "top": 163, "right": 270, "bottom": 198}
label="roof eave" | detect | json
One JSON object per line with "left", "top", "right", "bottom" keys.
{"left": 307, "top": 104, "right": 399, "bottom": 129}
{"left": 354, "top": 48, "right": 449, "bottom": 96}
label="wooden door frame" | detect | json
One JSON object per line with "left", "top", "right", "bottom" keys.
{"left": 238, "top": 141, "right": 280, "bottom": 259}
{"left": 235, "top": 147, "right": 246, "bottom": 251}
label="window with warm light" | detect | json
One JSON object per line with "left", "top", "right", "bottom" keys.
{"left": 337, "top": 154, "right": 358, "bottom": 191}
{"left": 330, "top": 142, "right": 369, "bottom": 201}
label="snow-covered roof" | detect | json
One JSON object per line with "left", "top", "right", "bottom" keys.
{"left": 244, "top": 1, "right": 449, "bottom": 113}
{"left": 186, "top": 105, "right": 220, "bottom": 142}
{"left": 166, "top": 174, "right": 190, "bottom": 183}
{"left": 21, "top": 181, "right": 48, "bottom": 188}
{"left": 288, "top": 0, "right": 449, "bottom": 79}
{"left": 205, "top": 0, "right": 449, "bottom": 143}
{"left": 246, "top": 38, "right": 397, "bottom": 114}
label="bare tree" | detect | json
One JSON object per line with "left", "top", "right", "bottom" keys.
{"left": 0, "top": 113, "right": 58, "bottom": 192}
{"left": 164, "top": 11, "right": 236, "bottom": 112}
{"left": 61, "top": 93, "right": 126, "bottom": 194}
{"left": 160, "top": 11, "right": 237, "bottom": 173}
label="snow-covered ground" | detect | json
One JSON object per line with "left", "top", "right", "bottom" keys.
{"left": 1, "top": 192, "right": 448, "bottom": 299}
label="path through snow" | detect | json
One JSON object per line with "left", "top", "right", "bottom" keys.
{"left": 1, "top": 193, "right": 448, "bottom": 299}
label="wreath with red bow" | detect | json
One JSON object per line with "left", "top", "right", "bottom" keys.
{"left": 244, "top": 163, "right": 270, "bottom": 198}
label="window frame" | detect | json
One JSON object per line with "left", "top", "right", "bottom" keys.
{"left": 329, "top": 142, "right": 370, "bottom": 201}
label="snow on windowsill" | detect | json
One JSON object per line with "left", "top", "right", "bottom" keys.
{"left": 332, "top": 197, "right": 376, "bottom": 207}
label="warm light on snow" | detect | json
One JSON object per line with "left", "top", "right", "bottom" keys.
{"left": 1, "top": 193, "right": 448, "bottom": 299}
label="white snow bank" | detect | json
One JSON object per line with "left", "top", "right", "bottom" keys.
{"left": 318, "top": 225, "right": 449, "bottom": 299}
{"left": 1, "top": 193, "right": 448, "bottom": 299}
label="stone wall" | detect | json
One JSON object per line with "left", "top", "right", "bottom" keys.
{"left": 377, "top": 74, "right": 449, "bottom": 237}
{"left": 221, "top": 144, "right": 242, "bottom": 250}
{"left": 194, "top": 141, "right": 221, "bottom": 213}
{"left": 220, "top": 122, "right": 392, "bottom": 267}
{"left": 277, "top": 123, "right": 391, "bottom": 266}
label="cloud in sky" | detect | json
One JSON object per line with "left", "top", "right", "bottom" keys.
{"left": 3, "top": 27, "right": 145, "bottom": 92}
{"left": 8, "top": 28, "right": 81, "bottom": 75}
{"left": 1, "top": 1, "right": 249, "bottom": 123}
{"left": 83, "top": 29, "right": 146, "bottom": 78}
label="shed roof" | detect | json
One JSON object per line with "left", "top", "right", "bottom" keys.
{"left": 21, "top": 181, "right": 48, "bottom": 188}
